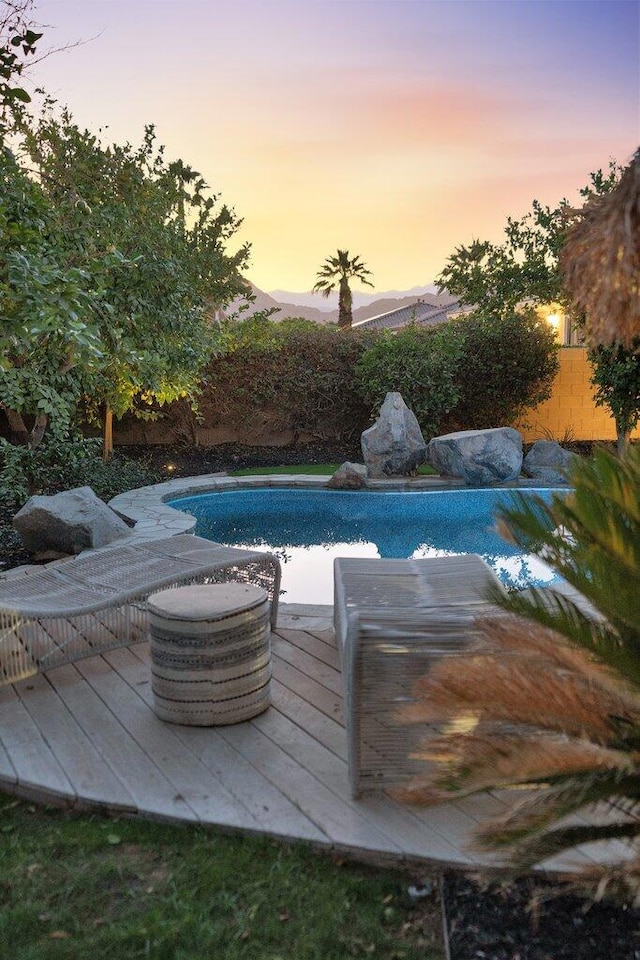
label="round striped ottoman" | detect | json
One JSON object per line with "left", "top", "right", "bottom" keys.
{"left": 147, "top": 582, "right": 271, "bottom": 725}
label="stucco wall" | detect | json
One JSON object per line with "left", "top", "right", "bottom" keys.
{"left": 517, "top": 347, "right": 639, "bottom": 442}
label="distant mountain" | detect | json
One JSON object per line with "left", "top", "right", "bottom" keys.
{"left": 224, "top": 283, "right": 335, "bottom": 324}
{"left": 223, "top": 282, "right": 454, "bottom": 327}
{"left": 269, "top": 284, "right": 439, "bottom": 312}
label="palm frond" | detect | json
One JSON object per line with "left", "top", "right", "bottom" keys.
{"left": 473, "top": 773, "right": 640, "bottom": 856}
{"left": 492, "top": 588, "right": 640, "bottom": 688}
{"left": 395, "top": 446, "right": 640, "bottom": 897}
{"left": 476, "top": 819, "right": 640, "bottom": 870}
{"left": 404, "top": 617, "right": 640, "bottom": 743}
{"left": 495, "top": 446, "right": 640, "bottom": 645}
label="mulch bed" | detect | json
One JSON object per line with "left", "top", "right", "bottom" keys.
{"left": 443, "top": 873, "right": 640, "bottom": 960}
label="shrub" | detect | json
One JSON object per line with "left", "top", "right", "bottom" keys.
{"left": 396, "top": 447, "right": 640, "bottom": 904}
{"left": 200, "top": 324, "right": 375, "bottom": 442}
{"left": 355, "top": 324, "right": 463, "bottom": 438}
{"left": 0, "top": 437, "right": 160, "bottom": 510}
{"left": 446, "top": 308, "right": 559, "bottom": 430}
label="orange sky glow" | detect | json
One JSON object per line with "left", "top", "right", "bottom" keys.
{"left": 29, "top": 0, "right": 639, "bottom": 294}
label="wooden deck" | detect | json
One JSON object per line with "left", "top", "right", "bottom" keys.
{"left": 0, "top": 608, "right": 630, "bottom": 873}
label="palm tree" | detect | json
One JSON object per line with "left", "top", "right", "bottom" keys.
{"left": 312, "top": 249, "right": 373, "bottom": 328}
{"left": 395, "top": 447, "right": 640, "bottom": 904}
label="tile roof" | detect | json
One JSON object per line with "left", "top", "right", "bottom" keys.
{"left": 352, "top": 297, "right": 464, "bottom": 331}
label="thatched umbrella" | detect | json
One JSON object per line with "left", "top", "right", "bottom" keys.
{"left": 560, "top": 149, "right": 640, "bottom": 350}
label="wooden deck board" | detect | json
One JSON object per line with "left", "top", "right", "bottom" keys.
{"left": 0, "top": 622, "right": 630, "bottom": 872}
{"left": 98, "top": 646, "right": 266, "bottom": 831}
{"left": 122, "top": 645, "right": 331, "bottom": 843}
{"left": 274, "top": 627, "right": 341, "bottom": 670}
{"left": 12, "top": 672, "right": 135, "bottom": 811}
{"left": 0, "top": 685, "right": 75, "bottom": 800}
{"left": 271, "top": 653, "right": 343, "bottom": 721}
{"left": 271, "top": 633, "right": 343, "bottom": 696}
{"left": 53, "top": 657, "right": 206, "bottom": 823}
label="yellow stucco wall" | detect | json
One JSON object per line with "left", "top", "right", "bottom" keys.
{"left": 517, "top": 347, "right": 640, "bottom": 442}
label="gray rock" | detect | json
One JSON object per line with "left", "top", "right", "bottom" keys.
{"left": 326, "top": 462, "right": 368, "bottom": 490}
{"left": 427, "top": 427, "right": 523, "bottom": 486}
{"left": 523, "top": 440, "right": 577, "bottom": 484}
{"left": 13, "top": 485, "right": 133, "bottom": 555}
{"left": 361, "top": 392, "right": 427, "bottom": 478}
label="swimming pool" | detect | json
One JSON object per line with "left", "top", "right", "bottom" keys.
{"left": 169, "top": 486, "right": 563, "bottom": 604}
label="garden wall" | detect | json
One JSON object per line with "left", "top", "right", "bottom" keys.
{"left": 516, "top": 347, "right": 640, "bottom": 442}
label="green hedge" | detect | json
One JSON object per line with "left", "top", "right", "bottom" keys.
{"left": 112, "top": 312, "right": 559, "bottom": 446}
{"left": 198, "top": 323, "right": 376, "bottom": 442}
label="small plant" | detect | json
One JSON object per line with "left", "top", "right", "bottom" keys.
{"left": 396, "top": 447, "right": 640, "bottom": 904}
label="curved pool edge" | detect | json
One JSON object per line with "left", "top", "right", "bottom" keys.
{"left": 108, "top": 470, "right": 565, "bottom": 543}
{"left": 108, "top": 472, "right": 465, "bottom": 541}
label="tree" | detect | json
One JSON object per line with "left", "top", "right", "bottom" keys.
{"left": 313, "top": 249, "right": 373, "bottom": 328}
{"left": 436, "top": 164, "right": 621, "bottom": 318}
{"left": 589, "top": 339, "right": 640, "bottom": 454}
{"left": 2, "top": 103, "right": 249, "bottom": 454}
{"left": 0, "top": 147, "right": 103, "bottom": 447}
{"left": 396, "top": 447, "right": 640, "bottom": 904}
{"left": 436, "top": 162, "right": 639, "bottom": 449}
{"left": 0, "top": 1, "right": 42, "bottom": 133}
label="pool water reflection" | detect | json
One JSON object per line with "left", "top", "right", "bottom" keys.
{"left": 169, "top": 487, "right": 563, "bottom": 604}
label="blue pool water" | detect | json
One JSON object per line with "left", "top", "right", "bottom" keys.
{"left": 169, "top": 487, "right": 563, "bottom": 604}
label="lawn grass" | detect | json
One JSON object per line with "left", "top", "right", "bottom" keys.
{"left": 230, "top": 464, "right": 437, "bottom": 477}
{"left": 0, "top": 794, "right": 444, "bottom": 960}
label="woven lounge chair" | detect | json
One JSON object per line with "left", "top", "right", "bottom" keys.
{"left": 334, "top": 555, "right": 505, "bottom": 798}
{"left": 0, "top": 534, "right": 281, "bottom": 685}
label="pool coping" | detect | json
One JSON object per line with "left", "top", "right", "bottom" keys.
{"left": 108, "top": 472, "right": 464, "bottom": 541}
{"left": 108, "top": 471, "right": 564, "bottom": 542}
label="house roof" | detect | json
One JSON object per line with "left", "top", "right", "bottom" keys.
{"left": 352, "top": 295, "right": 464, "bottom": 331}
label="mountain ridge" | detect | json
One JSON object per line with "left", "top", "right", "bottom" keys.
{"left": 227, "top": 282, "right": 454, "bottom": 326}
{"left": 268, "top": 284, "right": 439, "bottom": 312}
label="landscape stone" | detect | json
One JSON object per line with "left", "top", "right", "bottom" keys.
{"left": 361, "top": 392, "right": 427, "bottom": 478}
{"left": 426, "top": 427, "right": 523, "bottom": 486}
{"left": 523, "top": 440, "right": 577, "bottom": 484}
{"left": 13, "top": 485, "right": 133, "bottom": 555}
{"left": 327, "top": 462, "right": 368, "bottom": 489}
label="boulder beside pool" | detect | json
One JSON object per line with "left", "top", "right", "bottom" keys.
{"left": 522, "top": 440, "right": 577, "bottom": 484}
{"left": 426, "top": 427, "right": 523, "bottom": 486}
{"left": 13, "top": 485, "right": 133, "bottom": 555}
{"left": 361, "top": 392, "right": 427, "bottom": 478}
{"left": 327, "top": 462, "right": 368, "bottom": 489}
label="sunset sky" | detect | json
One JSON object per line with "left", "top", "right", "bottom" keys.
{"left": 29, "top": 0, "right": 639, "bottom": 295}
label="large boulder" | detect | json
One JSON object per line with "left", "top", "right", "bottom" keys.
{"left": 427, "top": 427, "right": 523, "bottom": 486}
{"left": 327, "top": 462, "right": 368, "bottom": 490}
{"left": 361, "top": 392, "right": 427, "bottom": 478}
{"left": 523, "top": 440, "right": 577, "bottom": 484}
{"left": 13, "top": 485, "right": 133, "bottom": 555}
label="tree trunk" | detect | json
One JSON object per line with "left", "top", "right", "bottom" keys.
{"left": 2, "top": 407, "right": 30, "bottom": 446}
{"left": 617, "top": 426, "right": 630, "bottom": 457}
{"left": 338, "top": 283, "right": 353, "bottom": 329}
{"left": 2, "top": 408, "right": 48, "bottom": 448}
{"left": 103, "top": 405, "right": 114, "bottom": 462}
{"left": 30, "top": 413, "right": 48, "bottom": 448}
